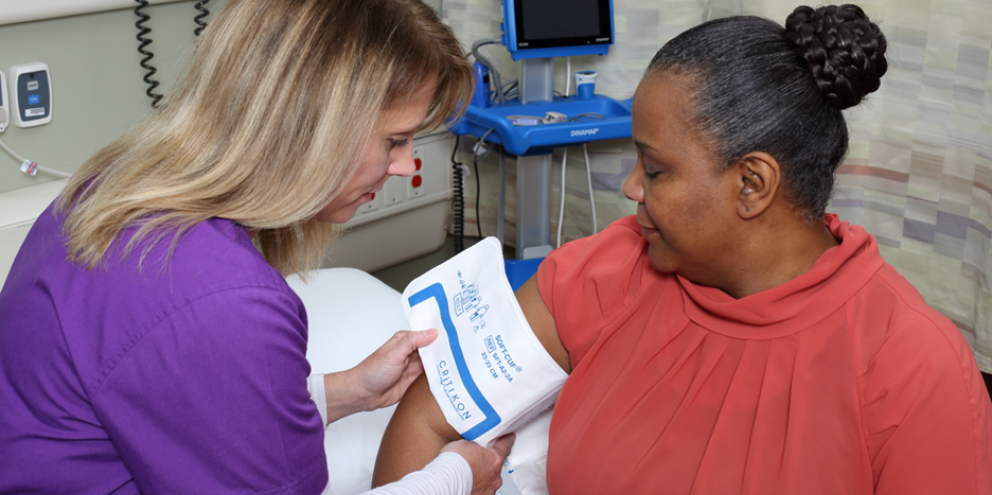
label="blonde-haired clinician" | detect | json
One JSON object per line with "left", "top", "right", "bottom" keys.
{"left": 0, "top": 0, "right": 513, "bottom": 493}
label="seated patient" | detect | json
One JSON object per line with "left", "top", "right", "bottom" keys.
{"left": 374, "top": 5, "right": 992, "bottom": 494}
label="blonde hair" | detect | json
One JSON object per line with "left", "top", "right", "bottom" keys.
{"left": 58, "top": 0, "right": 473, "bottom": 276}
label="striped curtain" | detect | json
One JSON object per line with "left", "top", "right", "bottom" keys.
{"left": 441, "top": 0, "right": 992, "bottom": 370}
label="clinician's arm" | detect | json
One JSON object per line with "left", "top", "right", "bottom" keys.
{"left": 371, "top": 275, "right": 569, "bottom": 487}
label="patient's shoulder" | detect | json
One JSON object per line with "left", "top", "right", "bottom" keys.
{"left": 556, "top": 215, "right": 644, "bottom": 257}
{"left": 849, "top": 263, "right": 977, "bottom": 375}
{"left": 539, "top": 215, "right": 657, "bottom": 310}
{"left": 537, "top": 216, "right": 666, "bottom": 365}
{"left": 541, "top": 216, "right": 647, "bottom": 281}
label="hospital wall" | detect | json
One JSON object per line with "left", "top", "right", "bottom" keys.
{"left": 0, "top": 0, "right": 442, "bottom": 195}
{"left": 0, "top": 1, "right": 209, "bottom": 194}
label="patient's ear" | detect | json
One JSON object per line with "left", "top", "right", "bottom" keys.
{"left": 734, "top": 151, "right": 780, "bottom": 220}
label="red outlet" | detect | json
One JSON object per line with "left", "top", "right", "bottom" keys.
{"left": 411, "top": 175, "right": 423, "bottom": 188}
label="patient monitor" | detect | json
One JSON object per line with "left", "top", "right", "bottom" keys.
{"left": 502, "top": 0, "right": 614, "bottom": 61}
{"left": 452, "top": 0, "right": 625, "bottom": 293}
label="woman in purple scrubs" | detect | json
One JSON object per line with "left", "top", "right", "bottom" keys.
{"left": 0, "top": 0, "right": 512, "bottom": 493}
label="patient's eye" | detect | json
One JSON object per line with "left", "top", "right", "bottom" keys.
{"left": 388, "top": 138, "right": 410, "bottom": 149}
{"left": 644, "top": 159, "right": 664, "bottom": 179}
{"left": 635, "top": 142, "right": 665, "bottom": 179}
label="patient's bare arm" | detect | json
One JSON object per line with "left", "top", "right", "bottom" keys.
{"left": 371, "top": 275, "right": 568, "bottom": 486}
{"left": 372, "top": 373, "right": 455, "bottom": 485}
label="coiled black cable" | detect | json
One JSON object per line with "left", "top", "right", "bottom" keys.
{"left": 451, "top": 136, "right": 465, "bottom": 254}
{"left": 473, "top": 154, "right": 483, "bottom": 239}
{"left": 134, "top": 0, "right": 162, "bottom": 109}
{"left": 194, "top": 1, "right": 210, "bottom": 36}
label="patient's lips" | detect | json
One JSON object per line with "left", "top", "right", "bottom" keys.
{"left": 637, "top": 216, "right": 658, "bottom": 237}
{"left": 635, "top": 205, "right": 658, "bottom": 237}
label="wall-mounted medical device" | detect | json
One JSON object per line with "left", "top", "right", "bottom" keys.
{"left": 9, "top": 63, "right": 53, "bottom": 128}
{"left": 501, "top": 0, "right": 614, "bottom": 61}
{"left": 0, "top": 72, "right": 8, "bottom": 133}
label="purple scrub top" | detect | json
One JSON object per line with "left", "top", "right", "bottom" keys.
{"left": 0, "top": 203, "right": 328, "bottom": 494}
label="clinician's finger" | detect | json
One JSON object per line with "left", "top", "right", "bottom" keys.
{"left": 490, "top": 433, "right": 515, "bottom": 460}
{"left": 387, "top": 328, "right": 438, "bottom": 353}
{"left": 400, "top": 357, "right": 425, "bottom": 382}
{"left": 409, "top": 328, "right": 438, "bottom": 347}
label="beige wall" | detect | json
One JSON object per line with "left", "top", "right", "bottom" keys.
{"left": 0, "top": 1, "right": 214, "bottom": 194}
{"left": 0, "top": 0, "right": 443, "bottom": 196}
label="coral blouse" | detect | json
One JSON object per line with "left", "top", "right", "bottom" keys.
{"left": 538, "top": 215, "right": 991, "bottom": 494}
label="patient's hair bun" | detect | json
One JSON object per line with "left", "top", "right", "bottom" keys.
{"left": 784, "top": 4, "right": 887, "bottom": 109}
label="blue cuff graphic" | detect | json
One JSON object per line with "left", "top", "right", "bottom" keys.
{"left": 408, "top": 283, "right": 501, "bottom": 440}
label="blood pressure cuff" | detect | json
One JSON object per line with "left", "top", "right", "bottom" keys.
{"left": 402, "top": 237, "right": 568, "bottom": 448}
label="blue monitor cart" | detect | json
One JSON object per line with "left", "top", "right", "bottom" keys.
{"left": 450, "top": 95, "right": 632, "bottom": 157}
{"left": 451, "top": 0, "right": 631, "bottom": 289}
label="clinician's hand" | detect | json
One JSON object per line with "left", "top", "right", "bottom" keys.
{"left": 441, "top": 434, "right": 515, "bottom": 495}
{"left": 322, "top": 329, "right": 438, "bottom": 423}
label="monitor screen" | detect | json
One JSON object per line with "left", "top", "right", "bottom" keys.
{"left": 513, "top": 0, "right": 612, "bottom": 50}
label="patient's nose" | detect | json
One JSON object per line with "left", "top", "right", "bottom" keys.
{"left": 622, "top": 164, "right": 644, "bottom": 203}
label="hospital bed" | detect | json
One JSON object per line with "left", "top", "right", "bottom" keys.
{"left": 0, "top": 180, "right": 522, "bottom": 494}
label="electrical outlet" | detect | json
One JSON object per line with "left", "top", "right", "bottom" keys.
{"left": 383, "top": 175, "right": 405, "bottom": 206}
{"left": 408, "top": 147, "right": 426, "bottom": 198}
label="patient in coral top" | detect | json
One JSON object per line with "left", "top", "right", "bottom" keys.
{"left": 373, "top": 5, "right": 992, "bottom": 494}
